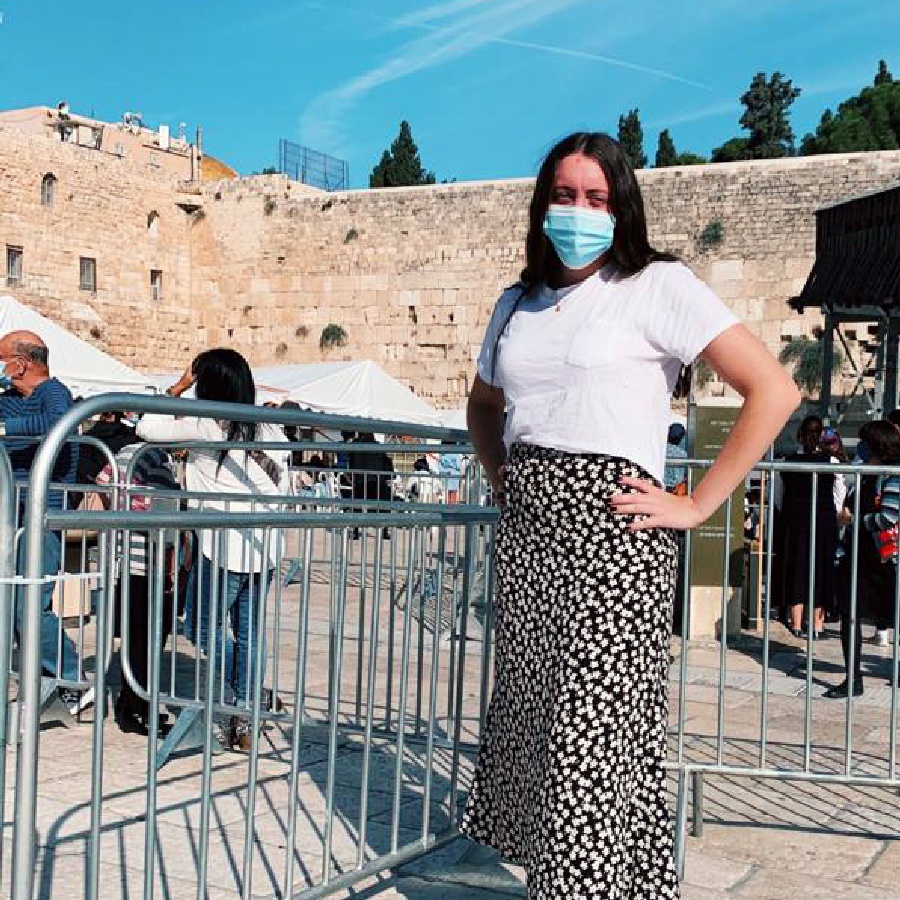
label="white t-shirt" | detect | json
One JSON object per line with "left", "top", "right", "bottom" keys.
{"left": 136, "top": 416, "right": 291, "bottom": 572}
{"left": 476, "top": 261, "right": 739, "bottom": 482}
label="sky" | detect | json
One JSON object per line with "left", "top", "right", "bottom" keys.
{"left": 0, "top": 1, "right": 897, "bottom": 188}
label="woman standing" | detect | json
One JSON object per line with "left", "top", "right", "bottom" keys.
{"left": 460, "top": 132, "right": 800, "bottom": 898}
{"left": 827, "top": 419, "right": 900, "bottom": 698}
{"left": 137, "top": 348, "right": 291, "bottom": 748}
{"left": 776, "top": 415, "right": 839, "bottom": 639}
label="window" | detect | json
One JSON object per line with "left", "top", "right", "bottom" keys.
{"left": 147, "top": 211, "right": 159, "bottom": 238}
{"left": 79, "top": 256, "right": 96, "bottom": 292}
{"left": 150, "top": 269, "right": 163, "bottom": 302}
{"left": 6, "top": 246, "right": 23, "bottom": 286}
{"left": 41, "top": 173, "right": 57, "bottom": 207}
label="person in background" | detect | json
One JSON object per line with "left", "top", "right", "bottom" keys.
{"left": 776, "top": 415, "right": 839, "bottom": 639}
{"left": 664, "top": 422, "right": 688, "bottom": 494}
{"left": 95, "top": 438, "right": 180, "bottom": 736}
{"left": 78, "top": 410, "right": 139, "bottom": 486}
{"left": 137, "top": 348, "right": 291, "bottom": 750}
{"left": 0, "top": 330, "right": 81, "bottom": 709}
{"left": 827, "top": 419, "right": 900, "bottom": 698}
{"left": 438, "top": 439, "right": 463, "bottom": 503}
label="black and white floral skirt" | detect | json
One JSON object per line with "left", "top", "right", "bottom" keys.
{"left": 460, "top": 443, "right": 680, "bottom": 900}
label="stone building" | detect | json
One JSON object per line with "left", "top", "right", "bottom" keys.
{"left": 2, "top": 104, "right": 900, "bottom": 408}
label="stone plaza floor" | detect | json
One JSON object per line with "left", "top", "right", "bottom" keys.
{"left": 4, "top": 535, "right": 900, "bottom": 899}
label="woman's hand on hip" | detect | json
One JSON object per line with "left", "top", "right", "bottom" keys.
{"left": 611, "top": 476, "right": 705, "bottom": 531}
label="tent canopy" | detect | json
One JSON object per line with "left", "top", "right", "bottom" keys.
{"left": 0, "top": 295, "right": 158, "bottom": 397}
{"left": 254, "top": 360, "right": 441, "bottom": 426}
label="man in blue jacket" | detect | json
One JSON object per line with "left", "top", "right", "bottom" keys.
{"left": 0, "top": 330, "right": 80, "bottom": 706}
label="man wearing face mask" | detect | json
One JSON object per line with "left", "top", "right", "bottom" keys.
{"left": 0, "top": 329, "right": 81, "bottom": 707}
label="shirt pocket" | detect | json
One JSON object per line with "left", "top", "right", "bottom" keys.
{"left": 565, "top": 323, "right": 622, "bottom": 368}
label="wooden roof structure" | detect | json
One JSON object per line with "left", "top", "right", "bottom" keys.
{"left": 791, "top": 182, "right": 900, "bottom": 313}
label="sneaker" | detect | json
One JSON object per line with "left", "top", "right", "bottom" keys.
{"left": 874, "top": 629, "right": 891, "bottom": 647}
{"left": 823, "top": 679, "right": 864, "bottom": 699}
{"left": 260, "top": 687, "right": 284, "bottom": 713}
{"left": 57, "top": 687, "right": 82, "bottom": 715}
{"left": 229, "top": 716, "right": 254, "bottom": 752}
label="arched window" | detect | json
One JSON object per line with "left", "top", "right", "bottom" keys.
{"left": 41, "top": 173, "right": 57, "bottom": 207}
{"left": 147, "top": 211, "right": 159, "bottom": 238}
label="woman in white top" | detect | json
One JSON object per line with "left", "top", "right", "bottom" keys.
{"left": 137, "top": 348, "right": 291, "bottom": 749}
{"left": 459, "top": 132, "right": 800, "bottom": 899}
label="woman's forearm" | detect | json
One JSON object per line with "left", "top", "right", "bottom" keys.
{"left": 467, "top": 402, "right": 506, "bottom": 490}
{"left": 691, "top": 383, "right": 799, "bottom": 522}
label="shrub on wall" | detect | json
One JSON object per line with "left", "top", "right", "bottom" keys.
{"left": 697, "top": 219, "right": 725, "bottom": 250}
{"left": 319, "top": 323, "right": 348, "bottom": 350}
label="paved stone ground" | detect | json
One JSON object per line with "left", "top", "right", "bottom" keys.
{"left": 3, "top": 530, "right": 900, "bottom": 898}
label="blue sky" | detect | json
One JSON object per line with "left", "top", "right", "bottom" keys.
{"left": 0, "top": 1, "right": 897, "bottom": 187}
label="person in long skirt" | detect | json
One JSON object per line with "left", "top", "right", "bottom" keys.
{"left": 461, "top": 132, "right": 800, "bottom": 899}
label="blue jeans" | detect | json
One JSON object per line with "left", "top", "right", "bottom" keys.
{"left": 185, "top": 557, "right": 270, "bottom": 707}
{"left": 15, "top": 531, "right": 79, "bottom": 683}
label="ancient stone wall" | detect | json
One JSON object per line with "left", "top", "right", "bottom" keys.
{"left": 192, "top": 152, "right": 900, "bottom": 405}
{"left": 0, "top": 124, "right": 197, "bottom": 369}
{"left": 3, "top": 119, "right": 900, "bottom": 406}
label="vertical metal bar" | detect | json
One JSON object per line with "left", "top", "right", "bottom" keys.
{"left": 760, "top": 463, "right": 777, "bottom": 768}
{"left": 477, "top": 524, "right": 496, "bottom": 740}
{"left": 195, "top": 532, "right": 223, "bottom": 900}
{"left": 674, "top": 768, "right": 689, "bottom": 882}
{"left": 0, "top": 444, "right": 16, "bottom": 885}
{"left": 677, "top": 466, "right": 694, "bottom": 765}
{"left": 322, "top": 528, "right": 351, "bottom": 884}
{"left": 691, "top": 770, "right": 705, "bottom": 838}
{"left": 415, "top": 530, "right": 427, "bottom": 738}
{"left": 391, "top": 527, "right": 417, "bottom": 852}
{"left": 422, "top": 526, "right": 447, "bottom": 840}
{"left": 357, "top": 533, "right": 384, "bottom": 867}
{"left": 845, "top": 475, "right": 862, "bottom": 776}
{"left": 11, "top": 488, "right": 51, "bottom": 900}
{"left": 284, "top": 527, "right": 314, "bottom": 897}
{"left": 356, "top": 525, "right": 367, "bottom": 727}
{"left": 803, "top": 472, "right": 819, "bottom": 772}
{"left": 716, "top": 494, "right": 732, "bottom": 767}
{"left": 142, "top": 530, "right": 167, "bottom": 900}
{"left": 242, "top": 527, "right": 273, "bottom": 900}
{"left": 448, "top": 524, "right": 475, "bottom": 819}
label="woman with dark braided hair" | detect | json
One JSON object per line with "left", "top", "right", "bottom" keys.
{"left": 460, "top": 132, "right": 800, "bottom": 898}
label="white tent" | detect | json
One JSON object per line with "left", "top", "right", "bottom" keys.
{"left": 440, "top": 407, "right": 468, "bottom": 431}
{"left": 0, "top": 295, "right": 158, "bottom": 396}
{"left": 254, "top": 360, "right": 442, "bottom": 426}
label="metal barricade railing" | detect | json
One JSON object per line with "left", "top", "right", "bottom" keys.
{"left": 668, "top": 456, "right": 900, "bottom": 879}
{"left": 5, "top": 394, "right": 496, "bottom": 900}
{"left": 10, "top": 405, "right": 899, "bottom": 896}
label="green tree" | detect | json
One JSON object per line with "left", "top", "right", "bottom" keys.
{"left": 778, "top": 337, "right": 843, "bottom": 397}
{"left": 617, "top": 109, "right": 647, "bottom": 169}
{"left": 739, "top": 72, "right": 802, "bottom": 158}
{"left": 801, "top": 64, "right": 900, "bottom": 154}
{"left": 655, "top": 129, "right": 677, "bottom": 167}
{"left": 674, "top": 151, "right": 707, "bottom": 165}
{"left": 711, "top": 137, "right": 751, "bottom": 162}
{"left": 369, "top": 121, "right": 436, "bottom": 188}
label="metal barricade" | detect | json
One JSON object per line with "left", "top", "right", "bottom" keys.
{"left": 668, "top": 456, "right": 900, "bottom": 878}
{"left": 5, "top": 395, "right": 497, "bottom": 900}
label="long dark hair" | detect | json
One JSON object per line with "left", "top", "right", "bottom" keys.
{"left": 491, "top": 131, "right": 676, "bottom": 382}
{"left": 866, "top": 419, "right": 900, "bottom": 465}
{"left": 192, "top": 348, "right": 258, "bottom": 465}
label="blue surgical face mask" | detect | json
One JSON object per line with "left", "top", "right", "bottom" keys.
{"left": 542, "top": 205, "right": 616, "bottom": 270}
{"left": 0, "top": 362, "right": 12, "bottom": 392}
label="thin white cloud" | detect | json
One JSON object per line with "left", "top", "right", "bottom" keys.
{"left": 491, "top": 36, "right": 709, "bottom": 90}
{"left": 300, "top": 0, "right": 585, "bottom": 152}
{"left": 391, "top": 0, "right": 491, "bottom": 29}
